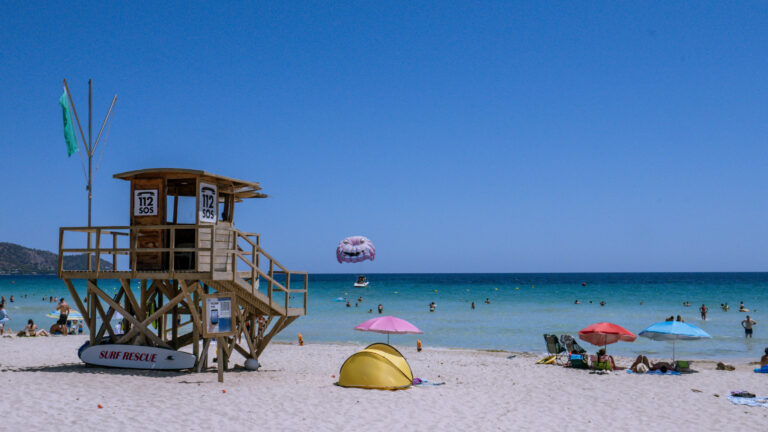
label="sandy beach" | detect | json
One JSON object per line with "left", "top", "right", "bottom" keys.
{"left": 1, "top": 336, "right": 766, "bottom": 431}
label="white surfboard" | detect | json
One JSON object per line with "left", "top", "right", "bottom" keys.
{"left": 79, "top": 344, "right": 196, "bottom": 370}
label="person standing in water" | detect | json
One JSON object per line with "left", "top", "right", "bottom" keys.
{"left": 429, "top": 302, "right": 435, "bottom": 312}
{"left": 377, "top": 304, "right": 383, "bottom": 314}
{"left": 742, "top": 315, "right": 756, "bottom": 339}
{"left": 700, "top": 304, "right": 709, "bottom": 320}
{"left": 471, "top": 301, "right": 475, "bottom": 310}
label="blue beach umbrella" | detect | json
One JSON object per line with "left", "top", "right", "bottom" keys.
{"left": 639, "top": 321, "right": 711, "bottom": 361}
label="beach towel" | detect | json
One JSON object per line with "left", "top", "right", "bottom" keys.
{"left": 728, "top": 396, "right": 768, "bottom": 408}
{"left": 626, "top": 369, "right": 681, "bottom": 376}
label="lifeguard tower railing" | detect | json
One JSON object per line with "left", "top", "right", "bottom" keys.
{"left": 58, "top": 225, "right": 308, "bottom": 317}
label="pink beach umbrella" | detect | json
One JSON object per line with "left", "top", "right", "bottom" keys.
{"left": 354, "top": 316, "right": 422, "bottom": 344}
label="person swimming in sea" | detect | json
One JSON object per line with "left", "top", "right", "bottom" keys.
{"left": 739, "top": 301, "right": 747, "bottom": 312}
{"left": 683, "top": 301, "right": 690, "bottom": 307}
{"left": 599, "top": 300, "right": 606, "bottom": 307}
{"left": 574, "top": 299, "right": 580, "bottom": 305}
{"left": 484, "top": 298, "right": 490, "bottom": 304}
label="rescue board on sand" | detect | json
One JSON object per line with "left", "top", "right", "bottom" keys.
{"left": 78, "top": 344, "right": 196, "bottom": 370}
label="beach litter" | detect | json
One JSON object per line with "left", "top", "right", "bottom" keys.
{"left": 413, "top": 378, "right": 445, "bottom": 386}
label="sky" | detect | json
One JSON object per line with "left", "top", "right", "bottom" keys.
{"left": 1, "top": 2, "right": 767, "bottom": 273}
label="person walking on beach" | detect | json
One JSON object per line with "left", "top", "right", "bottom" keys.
{"left": 742, "top": 315, "right": 756, "bottom": 339}
{"left": 0, "top": 302, "right": 9, "bottom": 335}
{"left": 700, "top": 304, "right": 709, "bottom": 320}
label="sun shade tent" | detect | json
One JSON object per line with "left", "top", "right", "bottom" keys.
{"left": 338, "top": 343, "right": 414, "bottom": 390}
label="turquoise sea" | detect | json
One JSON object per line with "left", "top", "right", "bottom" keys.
{"left": 1, "top": 273, "right": 766, "bottom": 360}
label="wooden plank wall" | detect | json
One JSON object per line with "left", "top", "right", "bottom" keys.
{"left": 197, "top": 222, "right": 234, "bottom": 272}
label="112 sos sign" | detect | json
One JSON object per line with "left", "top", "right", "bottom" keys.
{"left": 133, "top": 190, "right": 158, "bottom": 216}
{"left": 199, "top": 183, "right": 217, "bottom": 223}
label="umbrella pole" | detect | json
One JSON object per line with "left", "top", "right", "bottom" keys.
{"left": 672, "top": 340, "right": 676, "bottom": 363}
{"left": 387, "top": 334, "right": 390, "bottom": 345}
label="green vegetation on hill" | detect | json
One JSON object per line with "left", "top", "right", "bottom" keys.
{"left": 0, "top": 242, "right": 113, "bottom": 274}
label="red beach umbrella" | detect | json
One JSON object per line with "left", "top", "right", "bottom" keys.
{"left": 578, "top": 322, "right": 636, "bottom": 350}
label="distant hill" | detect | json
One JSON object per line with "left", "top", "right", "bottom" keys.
{"left": 0, "top": 242, "right": 113, "bottom": 274}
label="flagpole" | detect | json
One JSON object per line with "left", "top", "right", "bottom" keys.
{"left": 61, "top": 78, "right": 117, "bottom": 233}
{"left": 88, "top": 78, "right": 93, "bottom": 228}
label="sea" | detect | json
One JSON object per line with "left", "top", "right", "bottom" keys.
{"left": 1, "top": 273, "right": 766, "bottom": 360}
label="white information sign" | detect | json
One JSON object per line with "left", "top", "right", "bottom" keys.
{"left": 199, "top": 182, "right": 217, "bottom": 224}
{"left": 133, "top": 189, "right": 158, "bottom": 216}
{"left": 204, "top": 295, "right": 233, "bottom": 336}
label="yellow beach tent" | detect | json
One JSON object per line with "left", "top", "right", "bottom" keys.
{"left": 338, "top": 343, "right": 414, "bottom": 390}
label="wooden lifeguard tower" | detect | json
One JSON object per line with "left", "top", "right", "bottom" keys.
{"left": 58, "top": 168, "right": 308, "bottom": 374}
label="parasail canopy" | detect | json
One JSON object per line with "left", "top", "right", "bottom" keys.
{"left": 337, "top": 236, "right": 375, "bottom": 264}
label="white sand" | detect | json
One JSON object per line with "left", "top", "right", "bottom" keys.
{"left": 1, "top": 336, "right": 767, "bottom": 431}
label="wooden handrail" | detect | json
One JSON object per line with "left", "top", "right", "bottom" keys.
{"left": 60, "top": 226, "right": 308, "bottom": 316}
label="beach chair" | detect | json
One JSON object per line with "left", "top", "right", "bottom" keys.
{"left": 560, "top": 334, "right": 587, "bottom": 355}
{"left": 543, "top": 334, "right": 567, "bottom": 365}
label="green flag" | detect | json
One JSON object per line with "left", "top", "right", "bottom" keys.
{"left": 59, "top": 90, "right": 78, "bottom": 157}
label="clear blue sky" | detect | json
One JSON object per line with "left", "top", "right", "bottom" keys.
{"left": 1, "top": 2, "right": 767, "bottom": 273}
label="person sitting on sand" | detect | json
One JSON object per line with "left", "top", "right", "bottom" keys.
{"left": 761, "top": 348, "right": 768, "bottom": 367}
{"left": 21, "top": 319, "right": 49, "bottom": 337}
{"left": 595, "top": 348, "right": 617, "bottom": 371}
{"left": 49, "top": 323, "right": 67, "bottom": 335}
